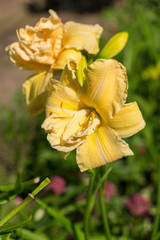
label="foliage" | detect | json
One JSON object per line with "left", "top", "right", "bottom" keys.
{"left": 0, "top": 0, "right": 160, "bottom": 239}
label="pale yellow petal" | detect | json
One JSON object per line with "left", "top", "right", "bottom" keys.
{"left": 108, "top": 102, "right": 146, "bottom": 138}
{"left": 6, "top": 42, "right": 50, "bottom": 72}
{"left": 59, "top": 59, "right": 80, "bottom": 91}
{"left": 35, "top": 10, "right": 62, "bottom": 30}
{"left": 42, "top": 108, "right": 100, "bottom": 158}
{"left": 22, "top": 71, "right": 52, "bottom": 115}
{"left": 42, "top": 112, "right": 74, "bottom": 145}
{"left": 63, "top": 21, "right": 103, "bottom": 54}
{"left": 46, "top": 80, "right": 81, "bottom": 117}
{"left": 53, "top": 49, "right": 82, "bottom": 69}
{"left": 76, "top": 125, "right": 133, "bottom": 172}
{"left": 62, "top": 109, "right": 100, "bottom": 141}
{"left": 6, "top": 10, "right": 63, "bottom": 72}
{"left": 81, "top": 59, "right": 128, "bottom": 120}
{"left": 42, "top": 111, "right": 86, "bottom": 154}
{"left": 53, "top": 140, "right": 86, "bottom": 154}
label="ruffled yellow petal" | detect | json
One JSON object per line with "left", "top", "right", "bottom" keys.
{"left": 46, "top": 80, "right": 81, "bottom": 117}
{"left": 6, "top": 10, "right": 63, "bottom": 72}
{"left": 6, "top": 42, "right": 50, "bottom": 72}
{"left": 35, "top": 10, "right": 62, "bottom": 29}
{"left": 108, "top": 102, "right": 146, "bottom": 138}
{"left": 53, "top": 49, "right": 82, "bottom": 69}
{"left": 23, "top": 71, "right": 52, "bottom": 115}
{"left": 63, "top": 21, "right": 103, "bottom": 54}
{"left": 42, "top": 108, "right": 100, "bottom": 156}
{"left": 42, "top": 112, "right": 75, "bottom": 146}
{"left": 59, "top": 59, "right": 80, "bottom": 91}
{"left": 81, "top": 59, "right": 128, "bottom": 120}
{"left": 76, "top": 124, "right": 133, "bottom": 172}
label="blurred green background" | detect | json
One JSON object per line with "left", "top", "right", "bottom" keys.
{"left": 0, "top": 0, "right": 160, "bottom": 239}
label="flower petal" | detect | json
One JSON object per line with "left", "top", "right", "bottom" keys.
{"left": 6, "top": 10, "right": 63, "bottom": 72}
{"left": 22, "top": 71, "right": 52, "bottom": 115}
{"left": 53, "top": 48, "right": 82, "bottom": 69}
{"left": 81, "top": 59, "right": 128, "bottom": 120}
{"left": 46, "top": 80, "right": 81, "bottom": 117}
{"left": 59, "top": 59, "right": 80, "bottom": 91}
{"left": 63, "top": 21, "right": 103, "bottom": 54}
{"left": 6, "top": 42, "right": 50, "bottom": 72}
{"left": 108, "top": 102, "right": 146, "bottom": 138}
{"left": 42, "top": 111, "right": 87, "bottom": 155}
{"left": 76, "top": 125, "right": 133, "bottom": 172}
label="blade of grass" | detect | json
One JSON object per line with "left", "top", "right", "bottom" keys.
{"left": 0, "top": 178, "right": 50, "bottom": 227}
{"left": 16, "top": 228, "right": 50, "bottom": 240}
{"left": 0, "top": 216, "right": 32, "bottom": 235}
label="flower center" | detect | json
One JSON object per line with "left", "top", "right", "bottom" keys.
{"left": 42, "top": 108, "right": 100, "bottom": 153}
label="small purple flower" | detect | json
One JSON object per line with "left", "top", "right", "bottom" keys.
{"left": 125, "top": 193, "right": 150, "bottom": 216}
{"left": 47, "top": 176, "right": 66, "bottom": 196}
{"left": 104, "top": 182, "right": 116, "bottom": 202}
{"left": 14, "top": 196, "right": 23, "bottom": 205}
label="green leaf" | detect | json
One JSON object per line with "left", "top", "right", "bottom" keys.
{"left": 55, "top": 185, "right": 86, "bottom": 207}
{"left": 0, "top": 178, "right": 40, "bottom": 193}
{"left": 35, "top": 198, "right": 73, "bottom": 234}
{"left": 99, "top": 32, "right": 128, "bottom": 59}
{"left": 0, "top": 233, "right": 11, "bottom": 240}
{"left": 0, "top": 216, "right": 32, "bottom": 235}
{"left": 73, "top": 223, "right": 85, "bottom": 240}
{"left": 0, "top": 185, "right": 15, "bottom": 193}
{"left": 0, "top": 192, "right": 16, "bottom": 205}
{"left": 14, "top": 171, "right": 23, "bottom": 195}
{"left": 90, "top": 235, "right": 105, "bottom": 240}
{"left": 16, "top": 228, "right": 50, "bottom": 240}
{"left": 0, "top": 178, "right": 50, "bottom": 227}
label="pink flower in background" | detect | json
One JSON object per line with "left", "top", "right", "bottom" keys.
{"left": 125, "top": 193, "right": 150, "bottom": 216}
{"left": 104, "top": 182, "right": 116, "bottom": 202}
{"left": 14, "top": 196, "right": 23, "bottom": 205}
{"left": 47, "top": 176, "right": 66, "bottom": 196}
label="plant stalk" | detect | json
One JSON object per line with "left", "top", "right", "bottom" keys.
{"left": 84, "top": 170, "right": 96, "bottom": 240}
{"left": 97, "top": 168, "right": 111, "bottom": 240}
{"left": 151, "top": 161, "right": 160, "bottom": 240}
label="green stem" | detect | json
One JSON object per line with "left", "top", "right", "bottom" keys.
{"left": 97, "top": 168, "right": 111, "bottom": 240}
{"left": 151, "top": 162, "right": 160, "bottom": 240}
{"left": 0, "top": 178, "right": 50, "bottom": 227}
{"left": 84, "top": 170, "right": 96, "bottom": 240}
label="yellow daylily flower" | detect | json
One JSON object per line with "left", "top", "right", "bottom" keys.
{"left": 42, "top": 59, "right": 145, "bottom": 172}
{"left": 6, "top": 10, "right": 103, "bottom": 72}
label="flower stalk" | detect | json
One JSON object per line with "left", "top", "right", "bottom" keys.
{"left": 97, "top": 168, "right": 111, "bottom": 240}
{"left": 151, "top": 161, "right": 160, "bottom": 240}
{"left": 84, "top": 170, "right": 96, "bottom": 240}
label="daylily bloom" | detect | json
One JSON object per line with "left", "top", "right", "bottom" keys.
{"left": 6, "top": 10, "right": 103, "bottom": 72}
{"left": 42, "top": 59, "right": 145, "bottom": 171}
{"left": 6, "top": 10, "right": 102, "bottom": 115}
